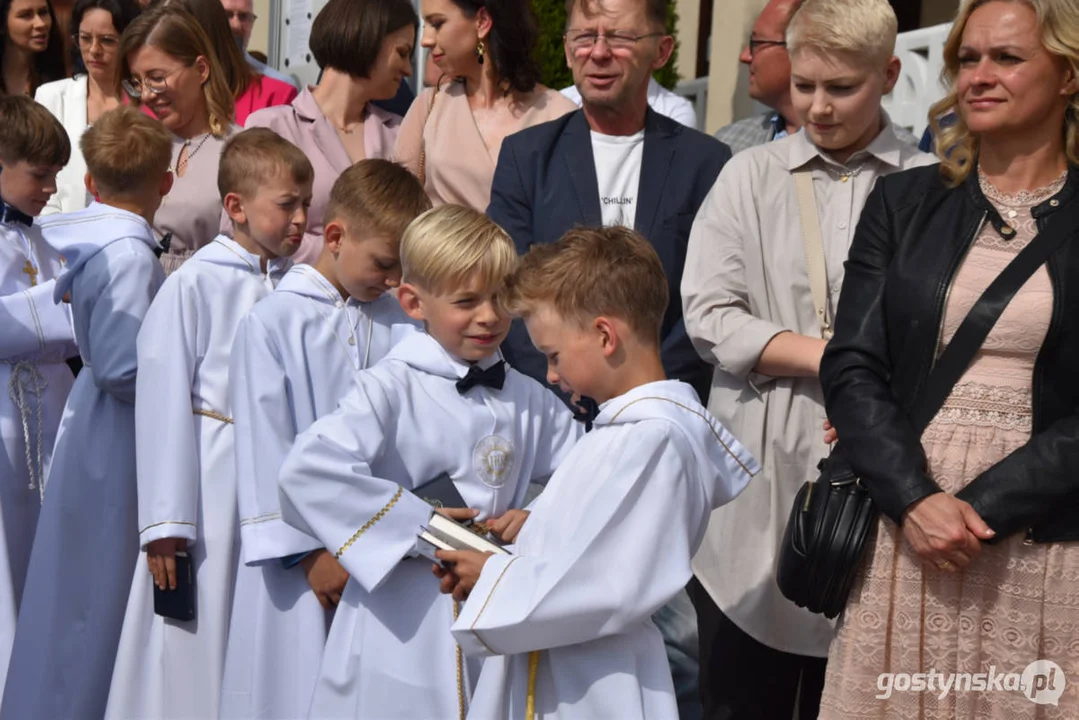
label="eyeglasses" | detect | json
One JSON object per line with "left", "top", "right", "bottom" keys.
{"left": 122, "top": 66, "right": 184, "bottom": 99}
{"left": 565, "top": 30, "right": 664, "bottom": 52}
{"left": 72, "top": 32, "right": 120, "bottom": 51}
{"left": 748, "top": 38, "right": 787, "bottom": 56}
{"left": 224, "top": 10, "right": 257, "bottom": 25}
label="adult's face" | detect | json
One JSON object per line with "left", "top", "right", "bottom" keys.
{"left": 420, "top": 0, "right": 487, "bottom": 80}
{"left": 6, "top": 0, "right": 51, "bottom": 54}
{"left": 563, "top": 0, "right": 671, "bottom": 112}
{"left": 127, "top": 44, "right": 210, "bottom": 137}
{"left": 367, "top": 24, "right": 415, "bottom": 100}
{"left": 956, "top": 0, "right": 1075, "bottom": 144}
{"left": 76, "top": 9, "right": 121, "bottom": 85}
{"left": 740, "top": 0, "right": 795, "bottom": 109}
{"left": 220, "top": 0, "right": 254, "bottom": 49}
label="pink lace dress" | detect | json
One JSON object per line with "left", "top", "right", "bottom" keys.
{"left": 819, "top": 172, "right": 1079, "bottom": 719}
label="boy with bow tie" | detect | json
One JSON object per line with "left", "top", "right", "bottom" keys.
{"left": 276, "top": 203, "right": 582, "bottom": 720}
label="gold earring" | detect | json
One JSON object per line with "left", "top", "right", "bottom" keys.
{"left": 476, "top": 39, "right": 485, "bottom": 64}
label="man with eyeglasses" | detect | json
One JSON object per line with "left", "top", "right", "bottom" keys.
{"left": 220, "top": 0, "right": 299, "bottom": 88}
{"left": 490, "top": 0, "right": 731, "bottom": 718}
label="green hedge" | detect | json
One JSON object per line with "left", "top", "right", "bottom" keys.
{"left": 533, "top": 0, "right": 681, "bottom": 91}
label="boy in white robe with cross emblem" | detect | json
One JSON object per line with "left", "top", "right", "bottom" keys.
{"left": 277, "top": 204, "right": 583, "bottom": 719}
{"left": 0, "top": 96, "right": 76, "bottom": 699}
{"left": 220, "top": 159, "right": 430, "bottom": 720}
{"left": 105, "top": 129, "right": 313, "bottom": 720}
{"left": 437, "top": 227, "right": 760, "bottom": 720}
{"left": 2, "top": 106, "right": 173, "bottom": 720}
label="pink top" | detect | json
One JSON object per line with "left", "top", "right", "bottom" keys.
{"left": 244, "top": 87, "right": 402, "bottom": 263}
{"left": 234, "top": 75, "right": 299, "bottom": 126}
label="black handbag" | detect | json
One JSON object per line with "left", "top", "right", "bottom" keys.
{"left": 777, "top": 192, "right": 1079, "bottom": 620}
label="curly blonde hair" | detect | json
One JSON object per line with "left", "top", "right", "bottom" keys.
{"left": 930, "top": 0, "right": 1079, "bottom": 185}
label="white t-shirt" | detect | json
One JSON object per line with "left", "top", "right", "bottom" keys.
{"left": 590, "top": 129, "right": 645, "bottom": 228}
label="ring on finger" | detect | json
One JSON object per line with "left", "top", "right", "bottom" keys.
{"left": 937, "top": 559, "right": 953, "bottom": 571}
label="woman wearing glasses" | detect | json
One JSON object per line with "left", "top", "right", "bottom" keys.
{"left": 0, "top": 0, "right": 65, "bottom": 97}
{"left": 120, "top": 4, "right": 237, "bottom": 274}
{"left": 394, "top": 0, "right": 575, "bottom": 209}
{"left": 35, "top": 0, "right": 141, "bottom": 215}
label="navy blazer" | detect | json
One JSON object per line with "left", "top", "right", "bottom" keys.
{"left": 489, "top": 108, "right": 731, "bottom": 402}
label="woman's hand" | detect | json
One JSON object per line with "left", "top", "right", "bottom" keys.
{"left": 823, "top": 419, "right": 838, "bottom": 444}
{"left": 901, "top": 493, "right": 995, "bottom": 572}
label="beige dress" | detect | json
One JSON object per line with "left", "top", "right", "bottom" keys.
{"left": 819, "top": 172, "right": 1079, "bottom": 719}
{"left": 394, "top": 80, "right": 576, "bottom": 211}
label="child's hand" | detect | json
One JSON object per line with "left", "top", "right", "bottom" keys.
{"left": 434, "top": 549, "right": 492, "bottom": 601}
{"left": 300, "top": 549, "right": 350, "bottom": 609}
{"left": 435, "top": 507, "right": 479, "bottom": 523}
{"left": 146, "top": 537, "right": 187, "bottom": 591}
{"left": 432, "top": 563, "right": 460, "bottom": 596}
{"left": 487, "top": 509, "right": 529, "bottom": 543}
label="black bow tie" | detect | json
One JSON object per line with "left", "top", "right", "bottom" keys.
{"left": 153, "top": 232, "right": 173, "bottom": 259}
{"left": 456, "top": 361, "right": 506, "bottom": 395}
{"left": 2, "top": 205, "right": 32, "bottom": 227}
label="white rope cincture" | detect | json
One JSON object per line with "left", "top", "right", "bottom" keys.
{"left": 7, "top": 361, "right": 48, "bottom": 504}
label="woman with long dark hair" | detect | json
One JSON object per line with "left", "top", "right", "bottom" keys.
{"left": 394, "top": 0, "right": 576, "bottom": 209}
{"left": 0, "top": 0, "right": 65, "bottom": 95}
{"left": 35, "top": 0, "right": 140, "bottom": 213}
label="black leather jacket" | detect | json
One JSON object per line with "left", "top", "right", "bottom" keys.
{"left": 821, "top": 163, "right": 1079, "bottom": 543}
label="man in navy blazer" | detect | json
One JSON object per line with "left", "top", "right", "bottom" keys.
{"left": 489, "top": 0, "right": 731, "bottom": 406}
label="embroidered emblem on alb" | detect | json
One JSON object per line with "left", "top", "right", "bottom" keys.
{"left": 473, "top": 435, "right": 514, "bottom": 488}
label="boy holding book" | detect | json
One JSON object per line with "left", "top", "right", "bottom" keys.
{"left": 220, "top": 159, "right": 431, "bottom": 720}
{"left": 3, "top": 106, "right": 173, "bottom": 720}
{"left": 106, "top": 128, "right": 313, "bottom": 720}
{"left": 437, "top": 226, "right": 760, "bottom": 720}
{"left": 276, "top": 204, "right": 582, "bottom": 719}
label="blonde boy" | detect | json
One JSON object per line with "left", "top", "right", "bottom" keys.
{"left": 681, "top": 0, "right": 935, "bottom": 714}
{"left": 221, "top": 159, "right": 431, "bottom": 720}
{"left": 4, "top": 106, "right": 173, "bottom": 719}
{"left": 276, "top": 204, "right": 583, "bottom": 719}
{"left": 436, "top": 226, "right": 758, "bottom": 720}
{"left": 106, "top": 129, "right": 314, "bottom": 720}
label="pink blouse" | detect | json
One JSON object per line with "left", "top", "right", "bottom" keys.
{"left": 234, "top": 75, "right": 299, "bottom": 126}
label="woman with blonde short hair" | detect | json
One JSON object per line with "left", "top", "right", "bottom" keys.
{"left": 818, "top": 0, "right": 1079, "bottom": 715}
{"left": 120, "top": 4, "right": 238, "bottom": 273}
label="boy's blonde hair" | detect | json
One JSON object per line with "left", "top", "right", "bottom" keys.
{"left": 324, "top": 159, "right": 431, "bottom": 242}
{"left": 217, "top": 128, "right": 314, "bottom": 201}
{"left": 931, "top": 0, "right": 1079, "bottom": 186}
{"left": 786, "top": 0, "right": 897, "bottom": 66}
{"left": 0, "top": 95, "right": 71, "bottom": 166}
{"left": 400, "top": 205, "right": 517, "bottom": 294}
{"left": 81, "top": 106, "right": 172, "bottom": 196}
{"left": 502, "top": 226, "right": 668, "bottom": 347}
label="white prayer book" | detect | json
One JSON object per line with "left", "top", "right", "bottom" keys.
{"left": 417, "top": 513, "right": 510, "bottom": 563}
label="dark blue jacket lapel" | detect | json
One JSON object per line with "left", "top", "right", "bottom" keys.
{"left": 562, "top": 111, "right": 603, "bottom": 226}
{"left": 635, "top": 108, "right": 677, "bottom": 239}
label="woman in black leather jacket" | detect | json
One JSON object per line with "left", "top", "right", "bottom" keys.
{"left": 816, "top": 0, "right": 1079, "bottom": 716}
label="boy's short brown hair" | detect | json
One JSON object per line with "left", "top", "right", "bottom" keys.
{"left": 325, "top": 159, "right": 431, "bottom": 242}
{"left": 217, "top": 128, "right": 314, "bottom": 201}
{"left": 503, "top": 226, "right": 668, "bottom": 346}
{"left": 0, "top": 95, "right": 71, "bottom": 167}
{"left": 81, "top": 106, "right": 171, "bottom": 195}
{"left": 401, "top": 205, "right": 517, "bottom": 295}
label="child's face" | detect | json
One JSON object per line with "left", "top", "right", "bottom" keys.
{"left": 331, "top": 223, "right": 402, "bottom": 302}
{"left": 523, "top": 302, "right": 609, "bottom": 402}
{"left": 789, "top": 47, "right": 899, "bottom": 162}
{"left": 232, "top": 171, "right": 312, "bottom": 259}
{"left": 399, "top": 272, "right": 510, "bottom": 363}
{"left": 0, "top": 159, "right": 60, "bottom": 216}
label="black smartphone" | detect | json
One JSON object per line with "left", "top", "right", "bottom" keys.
{"left": 153, "top": 551, "right": 196, "bottom": 622}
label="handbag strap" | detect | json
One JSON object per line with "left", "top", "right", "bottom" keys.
{"left": 793, "top": 169, "right": 833, "bottom": 340}
{"left": 418, "top": 80, "right": 443, "bottom": 186}
{"left": 908, "top": 207, "right": 1079, "bottom": 433}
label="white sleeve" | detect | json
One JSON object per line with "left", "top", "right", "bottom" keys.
{"left": 232, "top": 312, "right": 323, "bottom": 564}
{"left": 277, "top": 375, "right": 437, "bottom": 592}
{"left": 452, "top": 424, "right": 709, "bottom": 657}
{"left": 135, "top": 276, "right": 201, "bottom": 547}
{"left": 0, "top": 280, "right": 75, "bottom": 361}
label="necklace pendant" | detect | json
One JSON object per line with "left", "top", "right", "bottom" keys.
{"left": 348, "top": 336, "right": 356, "bottom": 346}
{"left": 1007, "top": 209, "right": 1018, "bottom": 219}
